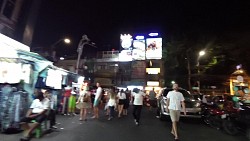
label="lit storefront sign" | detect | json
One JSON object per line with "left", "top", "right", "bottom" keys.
{"left": 0, "top": 33, "right": 30, "bottom": 52}
{"left": 146, "top": 68, "right": 160, "bottom": 74}
{"left": 147, "top": 81, "right": 159, "bottom": 86}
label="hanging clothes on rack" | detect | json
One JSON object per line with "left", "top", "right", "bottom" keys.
{"left": 0, "top": 85, "right": 29, "bottom": 132}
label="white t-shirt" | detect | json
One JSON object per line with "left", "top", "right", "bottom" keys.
{"left": 95, "top": 87, "right": 102, "bottom": 100}
{"left": 118, "top": 92, "right": 126, "bottom": 100}
{"left": 167, "top": 90, "right": 185, "bottom": 110}
{"left": 132, "top": 91, "right": 146, "bottom": 105}
{"left": 107, "top": 97, "right": 116, "bottom": 106}
{"left": 30, "top": 98, "right": 50, "bottom": 113}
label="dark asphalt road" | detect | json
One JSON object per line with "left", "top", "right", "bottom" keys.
{"left": 1, "top": 107, "right": 248, "bottom": 141}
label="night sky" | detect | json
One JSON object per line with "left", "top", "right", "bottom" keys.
{"left": 31, "top": 0, "right": 250, "bottom": 57}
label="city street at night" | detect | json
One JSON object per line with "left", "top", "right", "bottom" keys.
{"left": 1, "top": 1, "right": 250, "bottom": 141}
{"left": 2, "top": 108, "right": 248, "bottom": 141}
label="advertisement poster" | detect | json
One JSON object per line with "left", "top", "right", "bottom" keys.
{"left": 146, "top": 38, "right": 162, "bottom": 59}
{"left": 132, "top": 39, "right": 146, "bottom": 60}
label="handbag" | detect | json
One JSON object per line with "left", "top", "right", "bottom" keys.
{"left": 83, "top": 94, "right": 89, "bottom": 102}
{"left": 76, "top": 102, "right": 81, "bottom": 109}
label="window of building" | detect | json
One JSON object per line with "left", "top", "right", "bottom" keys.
{"left": 2, "top": 0, "right": 15, "bottom": 19}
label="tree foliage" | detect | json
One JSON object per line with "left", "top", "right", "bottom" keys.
{"left": 162, "top": 30, "right": 250, "bottom": 90}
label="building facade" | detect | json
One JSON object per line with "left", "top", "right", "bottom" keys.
{"left": 0, "top": 0, "right": 41, "bottom": 46}
{"left": 55, "top": 50, "right": 164, "bottom": 91}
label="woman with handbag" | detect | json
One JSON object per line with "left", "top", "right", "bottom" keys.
{"left": 76, "top": 85, "right": 91, "bottom": 121}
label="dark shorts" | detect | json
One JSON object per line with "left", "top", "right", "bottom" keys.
{"left": 118, "top": 99, "right": 126, "bottom": 105}
{"left": 123, "top": 100, "right": 130, "bottom": 109}
{"left": 20, "top": 114, "right": 47, "bottom": 124}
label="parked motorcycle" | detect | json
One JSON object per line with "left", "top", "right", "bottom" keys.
{"left": 222, "top": 102, "right": 250, "bottom": 139}
{"left": 201, "top": 103, "right": 225, "bottom": 129}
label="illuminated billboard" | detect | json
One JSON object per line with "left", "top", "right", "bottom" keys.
{"left": 146, "top": 38, "right": 162, "bottom": 59}
{"left": 132, "top": 39, "right": 146, "bottom": 60}
{"left": 120, "top": 34, "right": 133, "bottom": 61}
{"left": 120, "top": 34, "right": 133, "bottom": 49}
{"left": 120, "top": 33, "right": 162, "bottom": 61}
{"left": 119, "top": 50, "right": 132, "bottom": 62}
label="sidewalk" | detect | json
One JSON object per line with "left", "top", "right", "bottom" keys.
{"left": 2, "top": 113, "right": 87, "bottom": 141}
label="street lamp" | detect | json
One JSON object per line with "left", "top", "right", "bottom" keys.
{"left": 76, "top": 34, "right": 96, "bottom": 74}
{"left": 197, "top": 50, "right": 206, "bottom": 93}
{"left": 51, "top": 38, "right": 71, "bottom": 61}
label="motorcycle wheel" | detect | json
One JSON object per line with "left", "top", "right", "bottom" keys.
{"left": 203, "top": 114, "right": 210, "bottom": 125}
{"left": 222, "top": 120, "right": 239, "bottom": 135}
{"left": 209, "top": 116, "right": 221, "bottom": 130}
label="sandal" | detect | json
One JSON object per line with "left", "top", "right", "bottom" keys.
{"left": 20, "top": 136, "right": 30, "bottom": 141}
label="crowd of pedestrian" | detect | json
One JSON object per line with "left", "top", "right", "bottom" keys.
{"left": 18, "top": 81, "right": 187, "bottom": 141}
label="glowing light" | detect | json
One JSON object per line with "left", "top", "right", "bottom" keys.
{"left": 148, "top": 33, "right": 159, "bottom": 36}
{"left": 199, "top": 51, "right": 205, "bottom": 56}
{"left": 64, "top": 38, "right": 71, "bottom": 44}
{"left": 135, "top": 36, "right": 145, "bottom": 40}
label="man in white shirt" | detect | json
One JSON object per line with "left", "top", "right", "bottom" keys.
{"left": 92, "top": 82, "right": 102, "bottom": 119}
{"left": 19, "top": 91, "right": 50, "bottom": 141}
{"left": 131, "top": 88, "right": 146, "bottom": 126}
{"left": 166, "top": 84, "right": 186, "bottom": 141}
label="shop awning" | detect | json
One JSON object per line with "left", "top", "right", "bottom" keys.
{"left": 16, "top": 49, "right": 49, "bottom": 62}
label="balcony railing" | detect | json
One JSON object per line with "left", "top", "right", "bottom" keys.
{"left": 97, "top": 51, "right": 119, "bottom": 59}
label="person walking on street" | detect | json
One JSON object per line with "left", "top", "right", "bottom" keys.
{"left": 117, "top": 89, "right": 126, "bottom": 118}
{"left": 92, "top": 82, "right": 102, "bottom": 119}
{"left": 123, "top": 88, "right": 131, "bottom": 116}
{"left": 166, "top": 83, "right": 186, "bottom": 141}
{"left": 131, "top": 88, "right": 146, "bottom": 126}
{"left": 107, "top": 87, "right": 117, "bottom": 120}
{"left": 148, "top": 88, "right": 157, "bottom": 111}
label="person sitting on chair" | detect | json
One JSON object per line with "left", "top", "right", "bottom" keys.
{"left": 19, "top": 91, "right": 50, "bottom": 141}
